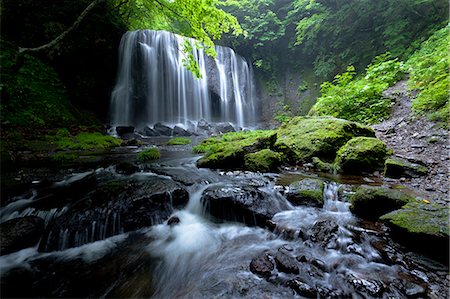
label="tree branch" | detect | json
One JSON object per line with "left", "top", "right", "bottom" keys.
{"left": 18, "top": 0, "right": 106, "bottom": 54}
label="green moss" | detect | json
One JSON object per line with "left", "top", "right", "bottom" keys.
{"left": 384, "top": 158, "right": 428, "bottom": 178}
{"left": 167, "top": 137, "right": 191, "bottom": 145}
{"left": 195, "top": 130, "right": 277, "bottom": 169}
{"left": 138, "top": 147, "right": 160, "bottom": 162}
{"left": 380, "top": 201, "right": 449, "bottom": 237}
{"left": 312, "top": 157, "right": 336, "bottom": 173}
{"left": 335, "top": 137, "right": 388, "bottom": 174}
{"left": 244, "top": 149, "right": 283, "bottom": 172}
{"left": 350, "top": 186, "right": 413, "bottom": 220}
{"left": 52, "top": 132, "right": 121, "bottom": 151}
{"left": 275, "top": 116, "right": 375, "bottom": 163}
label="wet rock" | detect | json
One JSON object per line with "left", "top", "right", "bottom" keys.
{"left": 287, "top": 279, "right": 317, "bottom": 298}
{"left": 384, "top": 157, "right": 428, "bottom": 178}
{"left": 348, "top": 275, "right": 384, "bottom": 297}
{"left": 285, "top": 178, "right": 324, "bottom": 207}
{"left": 0, "top": 216, "right": 45, "bottom": 255}
{"left": 197, "top": 119, "right": 212, "bottom": 131}
{"left": 201, "top": 184, "right": 289, "bottom": 227}
{"left": 335, "top": 137, "right": 389, "bottom": 174}
{"left": 349, "top": 185, "right": 413, "bottom": 220}
{"left": 250, "top": 252, "right": 274, "bottom": 278}
{"left": 40, "top": 176, "right": 189, "bottom": 252}
{"left": 307, "top": 218, "right": 338, "bottom": 246}
{"left": 140, "top": 126, "right": 160, "bottom": 137}
{"left": 215, "top": 122, "right": 235, "bottom": 134}
{"left": 153, "top": 123, "right": 173, "bottom": 136}
{"left": 173, "top": 126, "right": 191, "bottom": 137}
{"left": 115, "top": 161, "right": 139, "bottom": 175}
{"left": 274, "top": 249, "right": 299, "bottom": 274}
{"left": 167, "top": 216, "right": 180, "bottom": 226}
{"left": 116, "top": 126, "right": 135, "bottom": 136}
{"left": 311, "top": 258, "right": 328, "bottom": 272}
{"left": 121, "top": 138, "right": 141, "bottom": 146}
{"left": 402, "top": 281, "right": 426, "bottom": 297}
{"left": 380, "top": 201, "right": 449, "bottom": 263}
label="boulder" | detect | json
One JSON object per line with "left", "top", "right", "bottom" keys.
{"left": 115, "top": 126, "right": 135, "bottom": 136}
{"left": 274, "top": 249, "right": 299, "bottom": 274}
{"left": 380, "top": 201, "right": 449, "bottom": 263}
{"left": 140, "top": 126, "right": 160, "bottom": 137}
{"left": 347, "top": 274, "right": 384, "bottom": 297}
{"left": 307, "top": 218, "right": 339, "bottom": 247}
{"left": 153, "top": 123, "right": 172, "bottom": 136}
{"left": 1, "top": 216, "right": 45, "bottom": 255}
{"left": 244, "top": 149, "right": 283, "bottom": 172}
{"left": 201, "top": 184, "right": 289, "bottom": 227}
{"left": 349, "top": 186, "right": 413, "bottom": 220}
{"left": 196, "top": 131, "right": 277, "bottom": 170}
{"left": 384, "top": 158, "right": 428, "bottom": 178}
{"left": 285, "top": 178, "right": 324, "bottom": 207}
{"left": 335, "top": 137, "right": 389, "bottom": 174}
{"left": 312, "top": 157, "right": 335, "bottom": 173}
{"left": 215, "top": 122, "right": 235, "bottom": 134}
{"left": 275, "top": 116, "right": 375, "bottom": 163}
{"left": 249, "top": 252, "right": 274, "bottom": 278}
{"left": 40, "top": 176, "right": 189, "bottom": 252}
{"left": 173, "top": 126, "right": 191, "bottom": 137}
{"left": 288, "top": 280, "right": 317, "bottom": 298}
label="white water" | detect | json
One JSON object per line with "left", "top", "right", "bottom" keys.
{"left": 110, "top": 30, "right": 257, "bottom": 128}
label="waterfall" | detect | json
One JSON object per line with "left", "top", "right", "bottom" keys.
{"left": 110, "top": 30, "right": 257, "bottom": 128}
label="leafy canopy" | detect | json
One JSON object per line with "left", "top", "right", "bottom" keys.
{"left": 111, "top": 0, "right": 243, "bottom": 77}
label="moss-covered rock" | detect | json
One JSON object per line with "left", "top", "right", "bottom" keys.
{"left": 335, "top": 137, "right": 389, "bottom": 174}
{"left": 384, "top": 158, "right": 428, "bottom": 178}
{"left": 285, "top": 178, "right": 325, "bottom": 207}
{"left": 244, "top": 149, "right": 283, "bottom": 172}
{"left": 195, "top": 130, "right": 277, "bottom": 169}
{"left": 312, "top": 157, "right": 336, "bottom": 173}
{"left": 350, "top": 186, "right": 413, "bottom": 220}
{"left": 138, "top": 148, "right": 160, "bottom": 162}
{"left": 380, "top": 201, "right": 449, "bottom": 263}
{"left": 275, "top": 116, "right": 375, "bottom": 163}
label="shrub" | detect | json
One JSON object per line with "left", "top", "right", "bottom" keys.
{"left": 167, "top": 137, "right": 191, "bottom": 145}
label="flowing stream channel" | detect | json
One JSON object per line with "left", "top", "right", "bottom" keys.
{"left": 0, "top": 148, "right": 448, "bottom": 298}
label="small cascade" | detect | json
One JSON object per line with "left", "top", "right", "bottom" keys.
{"left": 110, "top": 30, "right": 257, "bottom": 128}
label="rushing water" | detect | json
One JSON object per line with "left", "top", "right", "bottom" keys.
{"left": 110, "top": 30, "right": 257, "bottom": 128}
{"left": 0, "top": 152, "right": 448, "bottom": 298}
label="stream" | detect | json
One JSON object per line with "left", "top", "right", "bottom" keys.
{"left": 0, "top": 144, "right": 448, "bottom": 298}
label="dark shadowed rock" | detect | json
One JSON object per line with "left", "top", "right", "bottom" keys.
{"left": 201, "top": 184, "right": 289, "bottom": 227}
{"left": 40, "top": 176, "right": 189, "bottom": 252}
{"left": 216, "top": 122, "right": 235, "bottom": 134}
{"left": 167, "top": 216, "right": 180, "bottom": 226}
{"left": 347, "top": 275, "right": 384, "bottom": 297}
{"left": 1, "top": 216, "right": 45, "bottom": 255}
{"left": 116, "top": 126, "right": 135, "bottom": 136}
{"left": 140, "top": 126, "right": 160, "bottom": 137}
{"left": 384, "top": 157, "right": 428, "bottom": 178}
{"left": 173, "top": 126, "right": 191, "bottom": 137}
{"left": 250, "top": 252, "right": 274, "bottom": 278}
{"left": 115, "top": 161, "right": 139, "bottom": 175}
{"left": 153, "top": 123, "right": 173, "bottom": 136}
{"left": 274, "top": 249, "right": 299, "bottom": 274}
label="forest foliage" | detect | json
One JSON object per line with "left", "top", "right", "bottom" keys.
{"left": 310, "top": 24, "right": 449, "bottom": 126}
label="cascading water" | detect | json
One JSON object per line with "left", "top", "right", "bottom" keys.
{"left": 110, "top": 30, "right": 257, "bottom": 128}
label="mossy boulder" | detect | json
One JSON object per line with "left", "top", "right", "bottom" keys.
{"left": 380, "top": 201, "right": 449, "bottom": 263}
{"left": 275, "top": 117, "right": 375, "bottom": 163}
{"left": 195, "top": 130, "right": 277, "bottom": 169}
{"left": 244, "top": 149, "right": 283, "bottom": 172}
{"left": 285, "top": 178, "right": 325, "bottom": 207}
{"left": 335, "top": 137, "right": 389, "bottom": 174}
{"left": 312, "top": 157, "right": 336, "bottom": 173}
{"left": 384, "top": 158, "right": 428, "bottom": 178}
{"left": 350, "top": 186, "right": 413, "bottom": 220}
